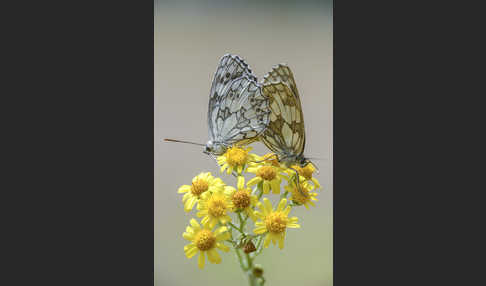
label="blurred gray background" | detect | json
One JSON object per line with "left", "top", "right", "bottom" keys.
{"left": 155, "top": 0, "right": 332, "bottom": 285}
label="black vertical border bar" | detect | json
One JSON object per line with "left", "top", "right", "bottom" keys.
{"left": 14, "top": 0, "right": 157, "bottom": 284}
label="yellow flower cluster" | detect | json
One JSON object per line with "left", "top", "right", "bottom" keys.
{"left": 177, "top": 147, "right": 322, "bottom": 269}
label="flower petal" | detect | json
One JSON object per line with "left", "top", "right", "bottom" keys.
{"left": 237, "top": 176, "right": 245, "bottom": 190}
{"left": 184, "top": 244, "right": 198, "bottom": 258}
{"left": 247, "top": 177, "right": 261, "bottom": 187}
{"left": 218, "top": 215, "right": 231, "bottom": 225}
{"left": 183, "top": 232, "right": 194, "bottom": 241}
{"left": 224, "top": 186, "right": 235, "bottom": 196}
{"left": 277, "top": 199, "right": 287, "bottom": 211}
{"left": 182, "top": 192, "right": 191, "bottom": 203}
{"left": 263, "top": 234, "right": 271, "bottom": 248}
{"left": 254, "top": 226, "right": 267, "bottom": 234}
{"left": 216, "top": 242, "right": 230, "bottom": 252}
{"left": 262, "top": 181, "right": 270, "bottom": 194}
{"left": 207, "top": 249, "right": 221, "bottom": 264}
{"left": 271, "top": 179, "right": 281, "bottom": 194}
{"left": 263, "top": 198, "right": 273, "bottom": 214}
{"left": 178, "top": 185, "right": 191, "bottom": 193}
{"left": 247, "top": 166, "right": 258, "bottom": 173}
{"left": 201, "top": 216, "right": 210, "bottom": 227}
{"left": 190, "top": 218, "right": 201, "bottom": 231}
{"left": 288, "top": 217, "right": 298, "bottom": 224}
{"left": 198, "top": 251, "right": 205, "bottom": 269}
{"left": 214, "top": 226, "right": 227, "bottom": 236}
{"left": 246, "top": 209, "right": 257, "bottom": 221}
{"left": 254, "top": 211, "right": 264, "bottom": 219}
{"left": 216, "top": 231, "right": 231, "bottom": 241}
{"left": 185, "top": 226, "right": 194, "bottom": 234}
{"left": 184, "top": 197, "right": 197, "bottom": 212}
{"left": 220, "top": 163, "right": 227, "bottom": 173}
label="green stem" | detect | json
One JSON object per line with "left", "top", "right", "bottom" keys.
{"left": 228, "top": 222, "right": 245, "bottom": 236}
{"left": 245, "top": 252, "right": 257, "bottom": 286}
{"left": 235, "top": 247, "right": 248, "bottom": 270}
{"left": 234, "top": 210, "right": 264, "bottom": 286}
{"left": 238, "top": 212, "right": 246, "bottom": 234}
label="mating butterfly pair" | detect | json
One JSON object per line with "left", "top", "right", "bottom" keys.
{"left": 166, "top": 54, "right": 311, "bottom": 170}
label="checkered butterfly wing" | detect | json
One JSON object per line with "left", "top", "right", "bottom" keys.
{"left": 260, "top": 65, "right": 306, "bottom": 160}
{"left": 208, "top": 54, "right": 270, "bottom": 147}
{"left": 261, "top": 64, "right": 301, "bottom": 101}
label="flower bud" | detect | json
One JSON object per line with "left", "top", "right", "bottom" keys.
{"left": 243, "top": 240, "right": 256, "bottom": 253}
{"left": 253, "top": 264, "right": 263, "bottom": 277}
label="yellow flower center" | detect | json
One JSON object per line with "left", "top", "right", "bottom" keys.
{"left": 232, "top": 190, "right": 251, "bottom": 210}
{"left": 256, "top": 166, "right": 277, "bottom": 181}
{"left": 208, "top": 197, "right": 227, "bottom": 217}
{"left": 194, "top": 229, "right": 216, "bottom": 251}
{"left": 226, "top": 147, "right": 248, "bottom": 166}
{"left": 191, "top": 179, "right": 209, "bottom": 196}
{"left": 291, "top": 185, "right": 310, "bottom": 204}
{"left": 265, "top": 212, "right": 288, "bottom": 233}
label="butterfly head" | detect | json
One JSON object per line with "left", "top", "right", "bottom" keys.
{"left": 204, "top": 140, "right": 226, "bottom": 156}
{"left": 298, "top": 156, "right": 311, "bottom": 168}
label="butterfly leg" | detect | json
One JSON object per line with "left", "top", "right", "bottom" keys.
{"left": 289, "top": 167, "right": 307, "bottom": 197}
{"left": 250, "top": 153, "right": 279, "bottom": 164}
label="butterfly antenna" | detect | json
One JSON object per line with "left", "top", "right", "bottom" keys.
{"left": 288, "top": 167, "right": 307, "bottom": 197}
{"left": 164, "top": 138, "right": 206, "bottom": 147}
{"left": 306, "top": 156, "right": 328, "bottom": 161}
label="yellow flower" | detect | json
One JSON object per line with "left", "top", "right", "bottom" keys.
{"left": 183, "top": 218, "right": 231, "bottom": 269}
{"left": 217, "top": 146, "right": 258, "bottom": 175}
{"left": 247, "top": 164, "right": 285, "bottom": 195}
{"left": 286, "top": 163, "right": 321, "bottom": 189}
{"left": 197, "top": 189, "right": 233, "bottom": 228}
{"left": 253, "top": 198, "right": 300, "bottom": 249}
{"left": 284, "top": 180, "right": 318, "bottom": 209}
{"left": 178, "top": 172, "right": 225, "bottom": 212}
{"left": 224, "top": 176, "right": 258, "bottom": 221}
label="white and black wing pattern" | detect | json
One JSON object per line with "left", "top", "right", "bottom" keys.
{"left": 208, "top": 54, "right": 258, "bottom": 142}
{"left": 209, "top": 75, "right": 270, "bottom": 147}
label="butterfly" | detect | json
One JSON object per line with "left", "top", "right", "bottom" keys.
{"left": 259, "top": 64, "right": 309, "bottom": 166}
{"left": 258, "top": 64, "right": 316, "bottom": 194}
{"left": 165, "top": 54, "right": 270, "bottom": 158}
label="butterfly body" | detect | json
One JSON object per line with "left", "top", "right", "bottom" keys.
{"left": 277, "top": 153, "right": 309, "bottom": 168}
